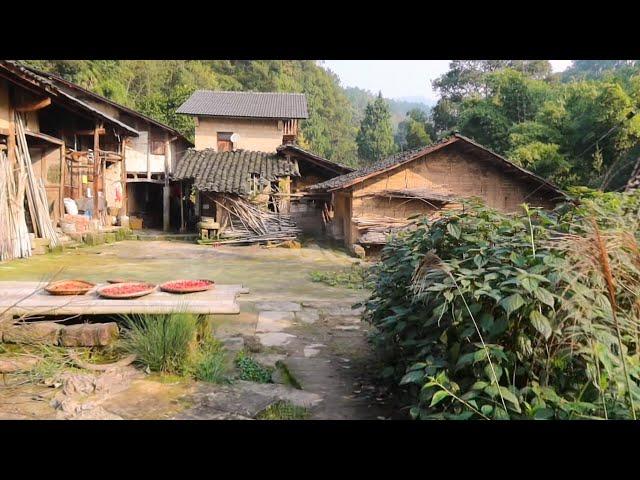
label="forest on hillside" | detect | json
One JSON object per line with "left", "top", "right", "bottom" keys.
{"left": 25, "top": 60, "right": 640, "bottom": 190}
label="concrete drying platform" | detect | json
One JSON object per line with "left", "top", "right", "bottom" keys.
{"left": 0, "top": 282, "right": 248, "bottom": 317}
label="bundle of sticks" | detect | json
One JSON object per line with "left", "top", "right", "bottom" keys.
{"left": 352, "top": 215, "right": 415, "bottom": 245}
{"left": 14, "top": 113, "right": 60, "bottom": 249}
{"left": 211, "top": 194, "right": 301, "bottom": 245}
{"left": 0, "top": 148, "right": 31, "bottom": 261}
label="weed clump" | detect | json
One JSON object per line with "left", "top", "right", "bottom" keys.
{"left": 235, "top": 350, "right": 273, "bottom": 383}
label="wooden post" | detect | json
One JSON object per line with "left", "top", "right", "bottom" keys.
{"left": 59, "top": 143, "right": 65, "bottom": 218}
{"left": 121, "top": 137, "right": 127, "bottom": 216}
{"left": 179, "top": 182, "right": 184, "bottom": 233}
{"left": 163, "top": 138, "right": 170, "bottom": 232}
{"left": 92, "top": 122, "right": 100, "bottom": 219}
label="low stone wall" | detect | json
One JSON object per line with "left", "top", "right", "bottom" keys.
{"left": 0, "top": 321, "right": 119, "bottom": 347}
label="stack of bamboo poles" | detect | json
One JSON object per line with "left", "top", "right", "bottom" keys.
{"left": 0, "top": 148, "right": 31, "bottom": 260}
{"left": 14, "top": 113, "right": 60, "bottom": 248}
{"left": 212, "top": 195, "right": 301, "bottom": 245}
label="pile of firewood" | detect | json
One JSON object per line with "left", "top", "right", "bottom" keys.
{"left": 14, "top": 113, "right": 60, "bottom": 249}
{"left": 212, "top": 195, "right": 301, "bottom": 245}
{"left": 0, "top": 148, "right": 31, "bottom": 260}
{"left": 352, "top": 215, "right": 414, "bottom": 245}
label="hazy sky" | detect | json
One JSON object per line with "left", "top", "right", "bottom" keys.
{"left": 321, "top": 60, "right": 573, "bottom": 103}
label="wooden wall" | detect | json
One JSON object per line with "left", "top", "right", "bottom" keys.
{"left": 331, "top": 142, "right": 560, "bottom": 246}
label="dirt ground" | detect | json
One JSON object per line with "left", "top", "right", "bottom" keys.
{"left": 0, "top": 239, "right": 397, "bottom": 420}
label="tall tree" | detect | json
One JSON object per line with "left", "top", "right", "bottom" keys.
{"left": 396, "top": 108, "right": 434, "bottom": 150}
{"left": 356, "top": 92, "right": 395, "bottom": 163}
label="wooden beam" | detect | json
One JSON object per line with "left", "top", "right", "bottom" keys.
{"left": 121, "top": 139, "right": 127, "bottom": 216}
{"left": 93, "top": 122, "right": 101, "bottom": 219}
{"left": 76, "top": 128, "right": 106, "bottom": 136}
{"left": 15, "top": 96, "right": 51, "bottom": 112}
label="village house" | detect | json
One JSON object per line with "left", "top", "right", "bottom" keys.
{"left": 173, "top": 91, "right": 351, "bottom": 241}
{"left": 24, "top": 66, "right": 193, "bottom": 232}
{"left": 0, "top": 60, "right": 139, "bottom": 245}
{"left": 176, "top": 90, "right": 308, "bottom": 151}
{"left": 307, "top": 134, "right": 566, "bottom": 252}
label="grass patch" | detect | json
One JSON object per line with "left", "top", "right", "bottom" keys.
{"left": 310, "top": 262, "right": 372, "bottom": 289}
{"left": 118, "top": 312, "right": 232, "bottom": 382}
{"left": 119, "top": 312, "right": 198, "bottom": 374}
{"left": 235, "top": 350, "right": 273, "bottom": 383}
{"left": 190, "top": 337, "right": 228, "bottom": 383}
{"left": 256, "top": 401, "right": 310, "bottom": 420}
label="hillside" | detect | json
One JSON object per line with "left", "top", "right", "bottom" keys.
{"left": 343, "top": 86, "right": 431, "bottom": 130}
{"left": 24, "top": 60, "right": 361, "bottom": 167}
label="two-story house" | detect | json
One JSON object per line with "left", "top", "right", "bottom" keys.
{"left": 24, "top": 65, "right": 194, "bottom": 232}
{"left": 173, "top": 91, "right": 352, "bottom": 238}
{"left": 176, "top": 90, "right": 308, "bottom": 152}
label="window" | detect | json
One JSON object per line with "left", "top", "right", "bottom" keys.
{"left": 217, "top": 132, "right": 233, "bottom": 152}
{"left": 150, "top": 141, "right": 166, "bottom": 155}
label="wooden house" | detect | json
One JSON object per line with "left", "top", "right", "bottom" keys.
{"left": 173, "top": 90, "right": 351, "bottom": 241}
{"left": 307, "top": 134, "right": 566, "bottom": 252}
{"left": 0, "top": 60, "right": 139, "bottom": 229}
{"left": 24, "top": 65, "right": 193, "bottom": 231}
{"left": 172, "top": 147, "right": 351, "bottom": 240}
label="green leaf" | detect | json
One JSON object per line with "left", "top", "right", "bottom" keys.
{"left": 500, "top": 293, "right": 526, "bottom": 316}
{"left": 447, "top": 222, "right": 461, "bottom": 239}
{"left": 400, "top": 370, "right": 424, "bottom": 385}
{"left": 529, "top": 310, "right": 552, "bottom": 339}
{"left": 430, "top": 390, "right": 450, "bottom": 407}
{"left": 533, "top": 287, "right": 554, "bottom": 308}
{"left": 499, "top": 386, "right": 520, "bottom": 409}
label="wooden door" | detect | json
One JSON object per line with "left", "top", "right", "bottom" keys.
{"left": 217, "top": 139, "right": 232, "bottom": 152}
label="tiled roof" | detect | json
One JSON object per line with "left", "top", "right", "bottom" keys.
{"left": 22, "top": 64, "right": 190, "bottom": 145}
{"left": 0, "top": 61, "right": 139, "bottom": 137}
{"left": 308, "top": 134, "right": 566, "bottom": 198}
{"left": 173, "top": 149, "right": 300, "bottom": 195}
{"left": 307, "top": 143, "right": 442, "bottom": 191}
{"left": 276, "top": 144, "right": 354, "bottom": 174}
{"left": 176, "top": 90, "right": 308, "bottom": 119}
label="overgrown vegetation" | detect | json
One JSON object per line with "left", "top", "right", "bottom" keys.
{"left": 119, "top": 312, "right": 229, "bottom": 383}
{"left": 256, "top": 401, "right": 310, "bottom": 420}
{"left": 310, "top": 262, "right": 373, "bottom": 289}
{"left": 365, "top": 191, "right": 640, "bottom": 419}
{"left": 235, "top": 350, "right": 273, "bottom": 383}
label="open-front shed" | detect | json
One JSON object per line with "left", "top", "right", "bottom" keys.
{"left": 172, "top": 149, "right": 302, "bottom": 243}
{"left": 307, "top": 134, "right": 567, "bottom": 252}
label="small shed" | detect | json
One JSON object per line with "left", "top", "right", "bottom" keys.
{"left": 307, "top": 134, "right": 567, "bottom": 251}
{"left": 172, "top": 149, "right": 301, "bottom": 243}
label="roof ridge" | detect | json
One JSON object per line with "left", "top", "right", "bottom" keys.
{"left": 193, "top": 89, "right": 305, "bottom": 95}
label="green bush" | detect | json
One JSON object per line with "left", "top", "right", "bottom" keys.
{"left": 119, "top": 312, "right": 198, "bottom": 374}
{"left": 365, "top": 193, "right": 640, "bottom": 420}
{"left": 190, "top": 337, "right": 228, "bottom": 383}
{"left": 235, "top": 351, "right": 273, "bottom": 383}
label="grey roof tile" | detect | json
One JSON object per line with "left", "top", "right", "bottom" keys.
{"left": 176, "top": 90, "right": 308, "bottom": 119}
{"left": 308, "top": 134, "right": 566, "bottom": 198}
{"left": 173, "top": 149, "right": 300, "bottom": 195}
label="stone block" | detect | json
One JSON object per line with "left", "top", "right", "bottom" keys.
{"left": 295, "top": 309, "right": 320, "bottom": 324}
{"left": 59, "top": 323, "right": 119, "bottom": 347}
{"left": 3, "top": 321, "right": 63, "bottom": 345}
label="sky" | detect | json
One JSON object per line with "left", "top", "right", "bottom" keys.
{"left": 321, "top": 60, "right": 573, "bottom": 104}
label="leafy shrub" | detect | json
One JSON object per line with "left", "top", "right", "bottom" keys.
{"left": 235, "top": 351, "right": 273, "bottom": 383}
{"left": 310, "top": 262, "right": 373, "bottom": 289}
{"left": 365, "top": 193, "right": 640, "bottom": 420}
{"left": 119, "top": 312, "right": 198, "bottom": 374}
